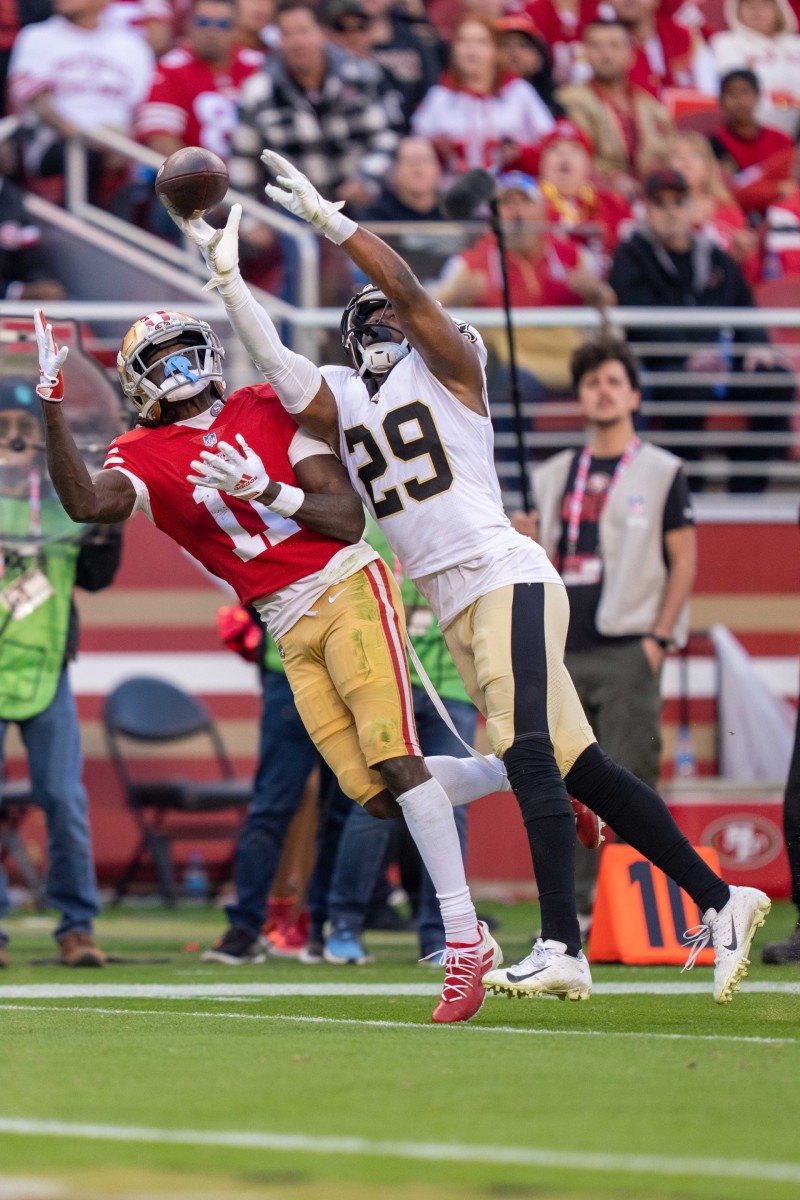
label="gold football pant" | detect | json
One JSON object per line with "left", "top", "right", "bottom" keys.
{"left": 276, "top": 560, "right": 421, "bottom": 806}
{"left": 444, "top": 580, "right": 596, "bottom": 771}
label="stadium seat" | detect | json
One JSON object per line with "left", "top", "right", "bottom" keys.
{"left": 0, "top": 777, "right": 46, "bottom": 909}
{"left": 663, "top": 88, "right": 721, "bottom": 135}
{"left": 103, "top": 677, "right": 252, "bottom": 906}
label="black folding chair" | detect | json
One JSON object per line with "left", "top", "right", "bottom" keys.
{"left": 104, "top": 677, "right": 253, "bottom": 906}
{"left": 0, "top": 777, "right": 47, "bottom": 909}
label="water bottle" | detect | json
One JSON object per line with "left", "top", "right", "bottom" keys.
{"left": 183, "top": 851, "right": 210, "bottom": 903}
{"left": 673, "top": 725, "right": 697, "bottom": 779}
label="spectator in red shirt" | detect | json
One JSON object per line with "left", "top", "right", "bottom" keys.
{"left": 536, "top": 117, "right": 632, "bottom": 270}
{"left": 137, "top": 0, "right": 264, "bottom": 160}
{"left": 435, "top": 171, "right": 611, "bottom": 392}
{"left": 668, "top": 130, "right": 760, "bottom": 283}
{"left": 604, "top": 0, "right": 718, "bottom": 98}
{"left": 709, "top": 67, "right": 797, "bottom": 218}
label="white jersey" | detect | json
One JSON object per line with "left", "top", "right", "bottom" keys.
{"left": 321, "top": 331, "right": 560, "bottom": 629}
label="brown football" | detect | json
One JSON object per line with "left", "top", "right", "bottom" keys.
{"left": 155, "top": 147, "right": 229, "bottom": 218}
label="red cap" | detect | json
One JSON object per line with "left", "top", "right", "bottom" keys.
{"left": 539, "top": 119, "right": 594, "bottom": 157}
{"left": 495, "top": 13, "right": 543, "bottom": 39}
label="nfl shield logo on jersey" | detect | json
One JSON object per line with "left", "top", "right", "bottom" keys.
{"left": 203, "top": 432, "right": 218, "bottom": 448}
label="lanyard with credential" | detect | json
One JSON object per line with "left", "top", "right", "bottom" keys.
{"left": 564, "top": 437, "right": 640, "bottom": 560}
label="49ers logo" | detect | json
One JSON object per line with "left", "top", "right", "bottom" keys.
{"left": 702, "top": 813, "right": 782, "bottom": 871}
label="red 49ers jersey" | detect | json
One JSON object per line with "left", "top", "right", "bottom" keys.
{"left": 104, "top": 384, "right": 349, "bottom": 606}
{"left": 135, "top": 45, "right": 264, "bottom": 159}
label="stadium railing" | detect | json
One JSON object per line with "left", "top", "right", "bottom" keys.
{"left": 11, "top": 132, "right": 800, "bottom": 502}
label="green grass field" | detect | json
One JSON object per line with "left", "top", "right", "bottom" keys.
{"left": 1, "top": 900, "right": 799, "bottom": 1200}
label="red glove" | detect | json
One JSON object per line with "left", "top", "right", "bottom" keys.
{"left": 216, "top": 605, "right": 262, "bottom": 663}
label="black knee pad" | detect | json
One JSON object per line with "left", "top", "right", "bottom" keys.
{"left": 504, "top": 736, "right": 571, "bottom": 823}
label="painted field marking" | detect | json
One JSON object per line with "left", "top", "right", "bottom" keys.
{"left": 0, "top": 1004, "right": 796, "bottom": 1046}
{"left": 1, "top": 1117, "right": 799, "bottom": 1185}
{"left": 0, "top": 981, "right": 799, "bottom": 999}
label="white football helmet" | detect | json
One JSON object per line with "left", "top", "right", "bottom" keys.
{"left": 117, "top": 310, "right": 225, "bottom": 423}
{"left": 340, "top": 285, "right": 409, "bottom": 378}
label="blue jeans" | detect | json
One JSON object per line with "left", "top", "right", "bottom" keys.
{"left": 225, "top": 669, "right": 321, "bottom": 938}
{"left": 327, "top": 689, "right": 476, "bottom": 954}
{"left": 0, "top": 670, "right": 100, "bottom": 944}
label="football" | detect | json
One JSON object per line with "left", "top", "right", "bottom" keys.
{"left": 155, "top": 147, "right": 229, "bottom": 219}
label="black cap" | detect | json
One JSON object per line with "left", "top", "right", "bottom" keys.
{"left": 323, "top": 0, "right": 368, "bottom": 22}
{"left": 644, "top": 168, "right": 689, "bottom": 199}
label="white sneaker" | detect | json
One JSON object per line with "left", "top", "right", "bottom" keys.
{"left": 682, "top": 885, "right": 771, "bottom": 1003}
{"left": 483, "top": 938, "right": 592, "bottom": 1001}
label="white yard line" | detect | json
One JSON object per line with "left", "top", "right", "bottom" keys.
{"left": 0, "top": 1004, "right": 795, "bottom": 1046}
{"left": 0, "top": 981, "right": 798, "bottom": 999}
{"left": 0, "top": 1117, "right": 799, "bottom": 1185}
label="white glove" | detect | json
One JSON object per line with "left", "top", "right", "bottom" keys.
{"left": 187, "top": 433, "right": 269, "bottom": 501}
{"left": 169, "top": 204, "right": 241, "bottom": 292}
{"left": 261, "top": 150, "right": 357, "bottom": 245}
{"left": 34, "top": 308, "right": 69, "bottom": 401}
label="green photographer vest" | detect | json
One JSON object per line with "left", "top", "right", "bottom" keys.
{"left": 0, "top": 496, "right": 83, "bottom": 721}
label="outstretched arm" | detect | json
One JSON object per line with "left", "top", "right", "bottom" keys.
{"left": 34, "top": 310, "right": 136, "bottom": 524}
{"left": 260, "top": 151, "right": 485, "bottom": 414}
{"left": 170, "top": 205, "right": 340, "bottom": 446}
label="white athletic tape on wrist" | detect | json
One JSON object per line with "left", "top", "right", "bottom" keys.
{"left": 266, "top": 483, "right": 304, "bottom": 518}
{"left": 321, "top": 213, "right": 358, "bottom": 246}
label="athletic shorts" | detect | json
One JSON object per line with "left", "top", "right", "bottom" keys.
{"left": 444, "top": 580, "right": 596, "bottom": 771}
{"left": 276, "top": 559, "right": 421, "bottom": 805}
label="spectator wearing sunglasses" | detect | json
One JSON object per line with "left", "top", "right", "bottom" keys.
{"left": 137, "top": 0, "right": 264, "bottom": 160}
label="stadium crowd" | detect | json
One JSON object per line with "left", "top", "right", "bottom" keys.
{"left": 0, "top": 0, "right": 796, "bottom": 474}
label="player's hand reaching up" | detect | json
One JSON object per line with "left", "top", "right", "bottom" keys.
{"left": 261, "top": 150, "right": 357, "bottom": 246}
{"left": 188, "top": 433, "right": 271, "bottom": 501}
{"left": 34, "top": 308, "right": 69, "bottom": 401}
{"left": 168, "top": 203, "right": 241, "bottom": 291}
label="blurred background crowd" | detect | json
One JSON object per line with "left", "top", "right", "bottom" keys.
{"left": 2, "top": 0, "right": 800, "bottom": 492}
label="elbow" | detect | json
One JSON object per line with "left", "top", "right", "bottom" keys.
{"left": 344, "top": 505, "right": 366, "bottom": 545}
{"left": 62, "top": 497, "right": 100, "bottom": 524}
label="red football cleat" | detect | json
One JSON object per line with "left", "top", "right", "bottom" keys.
{"left": 571, "top": 797, "right": 605, "bottom": 850}
{"left": 264, "top": 905, "right": 310, "bottom": 957}
{"left": 431, "top": 921, "right": 503, "bottom": 1024}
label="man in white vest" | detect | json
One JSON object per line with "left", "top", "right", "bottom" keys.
{"left": 532, "top": 335, "right": 696, "bottom": 933}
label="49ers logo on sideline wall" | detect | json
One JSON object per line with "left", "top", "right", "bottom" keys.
{"left": 702, "top": 813, "right": 783, "bottom": 872}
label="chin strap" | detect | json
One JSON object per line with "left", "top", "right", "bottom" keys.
{"left": 358, "top": 338, "right": 410, "bottom": 377}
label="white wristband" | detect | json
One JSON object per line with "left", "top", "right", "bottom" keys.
{"left": 318, "top": 211, "right": 358, "bottom": 246}
{"left": 266, "top": 483, "right": 304, "bottom": 518}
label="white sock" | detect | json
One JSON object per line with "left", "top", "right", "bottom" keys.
{"left": 425, "top": 753, "right": 510, "bottom": 809}
{"left": 396, "top": 776, "right": 478, "bottom": 944}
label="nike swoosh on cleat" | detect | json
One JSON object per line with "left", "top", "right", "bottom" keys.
{"left": 724, "top": 919, "right": 738, "bottom": 952}
{"left": 506, "top": 969, "right": 544, "bottom": 983}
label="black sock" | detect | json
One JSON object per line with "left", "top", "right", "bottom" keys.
{"left": 505, "top": 736, "right": 582, "bottom": 957}
{"left": 565, "top": 744, "right": 730, "bottom": 915}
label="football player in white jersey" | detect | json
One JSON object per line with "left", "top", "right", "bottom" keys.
{"left": 171, "top": 152, "right": 770, "bottom": 1005}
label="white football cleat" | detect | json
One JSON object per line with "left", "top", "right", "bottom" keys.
{"left": 682, "top": 885, "right": 771, "bottom": 1003}
{"left": 483, "top": 938, "right": 592, "bottom": 1001}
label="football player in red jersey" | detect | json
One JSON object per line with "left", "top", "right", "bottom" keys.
{"left": 33, "top": 306, "right": 504, "bottom": 1024}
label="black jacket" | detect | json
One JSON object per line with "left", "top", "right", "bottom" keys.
{"left": 609, "top": 228, "right": 767, "bottom": 352}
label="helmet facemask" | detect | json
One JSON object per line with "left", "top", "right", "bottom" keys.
{"left": 340, "top": 286, "right": 410, "bottom": 378}
{"left": 117, "top": 311, "right": 225, "bottom": 425}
